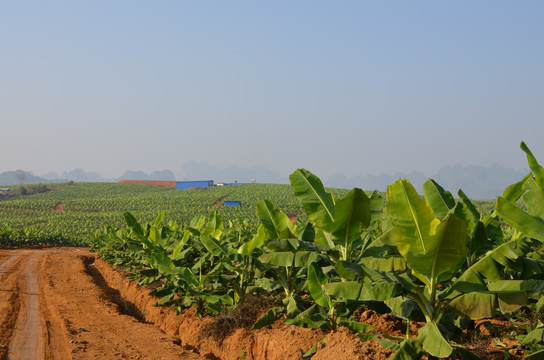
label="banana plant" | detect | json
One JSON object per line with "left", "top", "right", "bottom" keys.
{"left": 190, "top": 212, "right": 267, "bottom": 309}
{"left": 387, "top": 179, "right": 467, "bottom": 321}
{"left": 259, "top": 237, "right": 328, "bottom": 315}
{"left": 419, "top": 177, "right": 543, "bottom": 316}
{"left": 124, "top": 211, "right": 237, "bottom": 316}
{"left": 493, "top": 141, "right": 544, "bottom": 312}
{"left": 386, "top": 178, "right": 544, "bottom": 358}
{"left": 385, "top": 179, "right": 466, "bottom": 358}
{"left": 496, "top": 142, "right": 544, "bottom": 243}
{"left": 285, "top": 262, "right": 377, "bottom": 332}
{"left": 423, "top": 179, "right": 495, "bottom": 268}
{"left": 289, "top": 169, "right": 371, "bottom": 266}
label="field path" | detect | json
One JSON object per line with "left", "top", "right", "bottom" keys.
{"left": 0, "top": 248, "right": 199, "bottom": 360}
{"left": 7, "top": 252, "right": 46, "bottom": 360}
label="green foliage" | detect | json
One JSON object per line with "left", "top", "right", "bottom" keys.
{"left": 5, "top": 141, "right": 544, "bottom": 360}
{"left": 0, "top": 182, "right": 304, "bottom": 246}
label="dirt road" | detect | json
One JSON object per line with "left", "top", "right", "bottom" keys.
{"left": 0, "top": 248, "right": 199, "bottom": 360}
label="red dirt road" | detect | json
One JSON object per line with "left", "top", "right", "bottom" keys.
{"left": 0, "top": 248, "right": 199, "bottom": 360}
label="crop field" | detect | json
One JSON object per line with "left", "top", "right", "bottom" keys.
{"left": 0, "top": 142, "right": 543, "bottom": 359}
{"left": 0, "top": 182, "right": 319, "bottom": 246}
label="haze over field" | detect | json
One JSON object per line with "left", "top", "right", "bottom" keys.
{"left": 1, "top": 2, "right": 543, "bottom": 192}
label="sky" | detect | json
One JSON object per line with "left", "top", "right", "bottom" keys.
{"left": 1, "top": 1, "right": 543, "bottom": 180}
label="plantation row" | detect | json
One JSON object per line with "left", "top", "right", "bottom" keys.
{"left": 0, "top": 182, "right": 309, "bottom": 246}
{"left": 91, "top": 143, "right": 544, "bottom": 359}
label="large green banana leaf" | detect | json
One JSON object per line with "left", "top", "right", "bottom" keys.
{"left": 200, "top": 235, "right": 227, "bottom": 257}
{"left": 189, "top": 214, "right": 207, "bottom": 231}
{"left": 256, "top": 199, "right": 296, "bottom": 239}
{"left": 289, "top": 169, "right": 335, "bottom": 229}
{"left": 369, "top": 190, "right": 385, "bottom": 223}
{"left": 417, "top": 322, "right": 452, "bottom": 358}
{"left": 502, "top": 172, "right": 532, "bottom": 204}
{"left": 238, "top": 225, "right": 266, "bottom": 255}
{"left": 387, "top": 179, "right": 467, "bottom": 289}
{"left": 331, "top": 188, "right": 371, "bottom": 260}
{"left": 522, "top": 177, "right": 544, "bottom": 218}
{"left": 446, "top": 236, "right": 537, "bottom": 296}
{"left": 521, "top": 141, "right": 544, "bottom": 190}
{"left": 124, "top": 212, "right": 144, "bottom": 237}
{"left": 172, "top": 230, "right": 191, "bottom": 258}
{"left": 307, "top": 262, "right": 329, "bottom": 308}
{"left": 422, "top": 179, "right": 455, "bottom": 219}
{"left": 202, "top": 211, "right": 223, "bottom": 240}
{"left": 496, "top": 197, "right": 544, "bottom": 242}
{"left": 496, "top": 142, "right": 544, "bottom": 241}
{"left": 448, "top": 292, "right": 496, "bottom": 319}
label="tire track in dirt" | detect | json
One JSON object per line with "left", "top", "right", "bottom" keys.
{"left": 6, "top": 252, "right": 45, "bottom": 360}
{"left": 0, "top": 250, "right": 72, "bottom": 360}
{"left": 38, "top": 252, "right": 72, "bottom": 360}
{"left": 0, "top": 248, "right": 199, "bottom": 359}
{"left": 0, "top": 252, "right": 29, "bottom": 358}
{"left": 0, "top": 254, "right": 20, "bottom": 273}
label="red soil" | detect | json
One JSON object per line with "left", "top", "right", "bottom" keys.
{"left": 0, "top": 248, "right": 533, "bottom": 359}
{"left": 0, "top": 248, "right": 198, "bottom": 360}
{"left": 213, "top": 194, "right": 230, "bottom": 206}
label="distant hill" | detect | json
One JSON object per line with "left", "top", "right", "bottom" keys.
{"left": 0, "top": 170, "right": 49, "bottom": 186}
{"left": 0, "top": 162, "right": 530, "bottom": 199}
{"left": 149, "top": 170, "right": 176, "bottom": 181}
{"left": 325, "top": 171, "right": 427, "bottom": 194}
{"left": 60, "top": 169, "right": 107, "bottom": 182}
{"left": 41, "top": 169, "right": 110, "bottom": 182}
{"left": 118, "top": 170, "right": 152, "bottom": 181}
{"left": 433, "top": 163, "right": 528, "bottom": 200}
{"left": 325, "top": 164, "right": 528, "bottom": 200}
{"left": 118, "top": 169, "right": 175, "bottom": 181}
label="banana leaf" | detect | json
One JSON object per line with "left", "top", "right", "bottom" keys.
{"left": 417, "top": 322, "right": 452, "bottom": 358}
{"left": 422, "top": 179, "right": 455, "bottom": 219}
{"left": 388, "top": 338, "right": 423, "bottom": 360}
{"left": 331, "top": 188, "right": 371, "bottom": 254}
{"left": 307, "top": 262, "right": 329, "bottom": 308}
{"left": 446, "top": 236, "right": 537, "bottom": 296}
{"left": 387, "top": 179, "right": 466, "bottom": 289}
{"left": 496, "top": 197, "right": 544, "bottom": 242}
{"left": 256, "top": 199, "right": 296, "bottom": 239}
{"left": 202, "top": 211, "right": 223, "bottom": 240}
{"left": 521, "top": 141, "right": 544, "bottom": 190}
{"left": 448, "top": 292, "right": 496, "bottom": 319}
{"left": 289, "top": 168, "right": 335, "bottom": 229}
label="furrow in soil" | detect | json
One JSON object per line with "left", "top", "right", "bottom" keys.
{"left": 7, "top": 252, "right": 45, "bottom": 360}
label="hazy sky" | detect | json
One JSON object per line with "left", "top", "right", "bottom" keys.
{"left": 2, "top": 1, "right": 543, "bottom": 179}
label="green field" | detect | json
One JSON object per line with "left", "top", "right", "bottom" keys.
{"left": 0, "top": 180, "right": 496, "bottom": 248}
{"left": 0, "top": 182, "right": 316, "bottom": 246}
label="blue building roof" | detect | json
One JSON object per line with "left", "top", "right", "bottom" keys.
{"left": 224, "top": 200, "right": 242, "bottom": 206}
{"left": 176, "top": 180, "right": 214, "bottom": 190}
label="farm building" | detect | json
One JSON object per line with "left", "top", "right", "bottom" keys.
{"left": 176, "top": 180, "right": 214, "bottom": 190}
{"left": 0, "top": 188, "right": 10, "bottom": 194}
{"left": 119, "top": 180, "right": 214, "bottom": 190}
{"left": 223, "top": 200, "right": 242, "bottom": 206}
